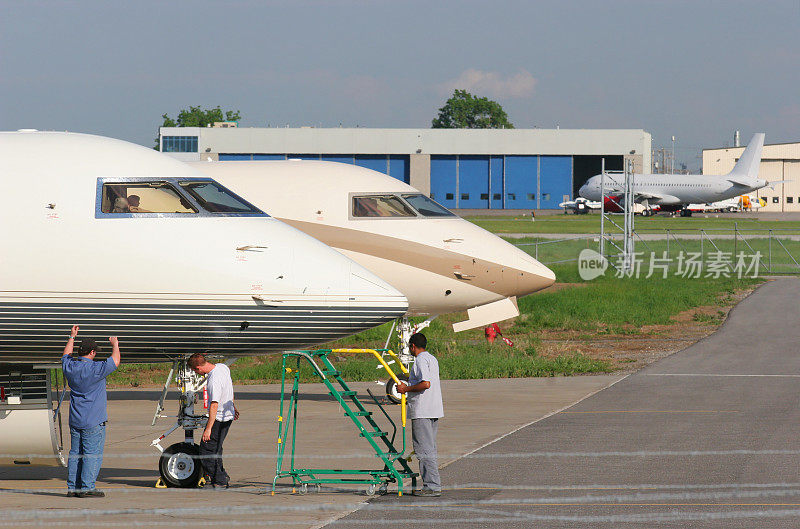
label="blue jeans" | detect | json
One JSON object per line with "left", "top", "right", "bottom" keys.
{"left": 67, "top": 424, "right": 106, "bottom": 492}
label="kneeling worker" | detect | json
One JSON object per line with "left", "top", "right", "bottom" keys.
{"left": 396, "top": 332, "right": 443, "bottom": 496}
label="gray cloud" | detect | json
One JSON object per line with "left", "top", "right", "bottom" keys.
{"left": 438, "top": 69, "right": 537, "bottom": 99}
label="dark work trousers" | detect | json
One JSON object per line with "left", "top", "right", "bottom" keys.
{"left": 200, "top": 419, "right": 232, "bottom": 485}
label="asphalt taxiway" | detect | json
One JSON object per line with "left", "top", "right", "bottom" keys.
{"left": 0, "top": 374, "right": 618, "bottom": 528}
{"left": 337, "top": 277, "right": 800, "bottom": 528}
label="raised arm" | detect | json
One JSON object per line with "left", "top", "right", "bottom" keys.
{"left": 63, "top": 325, "right": 79, "bottom": 357}
{"left": 108, "top": 336, "right": 121, "bottom": 367}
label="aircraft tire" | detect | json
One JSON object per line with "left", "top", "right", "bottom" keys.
{"left": 385, "top": 373, "right": 410, "bottom": 405}
{"left": 159, "top": 442, "right": 202, "bottom": 488}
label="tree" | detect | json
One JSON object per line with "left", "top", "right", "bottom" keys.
{"left": 156, "top": 106, "right": 241, "bottom": 149}
{"left": 431, "top": 89, "right": 514, "bottom": 129}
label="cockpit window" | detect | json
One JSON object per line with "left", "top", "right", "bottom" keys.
{"left": 352, "top": 195, "right": 416, "bottom": 218}
{"left": 179, "top": 181, "right": 261, "bottom": 213}
{"left": 101, "top": 182, "right": 197, "bottom": 214}
{"left": 401, "top": 194, "right": 455, "bottom": 217}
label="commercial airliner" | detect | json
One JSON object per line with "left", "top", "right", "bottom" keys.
{"left": 579, "top": 133, "right": 770, "bottom": 216}
{"left": 0, "top": 131, "right": 407, "bottom": 485}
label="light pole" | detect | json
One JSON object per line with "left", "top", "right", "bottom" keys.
{"left": 671, "top": 136, "right": 675, "bottom": 173}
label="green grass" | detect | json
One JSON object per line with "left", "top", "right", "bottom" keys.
{"left": 218, "top": 346, "right": 613, "bottom": 384}
{"left": 467, "top": 214, "right": 800, "bottom": 234}
{"left": 692, "top": 311, "right": 726, "bottom": 325}
{"left": 511, "top": 235, "right": 800, "bottom": 275}
{"left": 512, "top": 271, "right": 759, "bottom": 333}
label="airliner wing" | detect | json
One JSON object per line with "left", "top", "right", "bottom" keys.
{"left": 633, "top": 191, "right": 664, "bottom": 201}
{"left": 634, "top": 191, "right": 683, "bottom": 205}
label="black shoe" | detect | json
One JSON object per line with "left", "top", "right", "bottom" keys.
{"left": 66, "top": 491, "right": 78, "bottom": 497}
{"left": 412, "top": 488, "right": 441, "bottom": 497}
{"left": 80, "top": 490, "right": 105, "bottom": 498}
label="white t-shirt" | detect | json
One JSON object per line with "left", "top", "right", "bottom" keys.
{"left": 206, "top": 363, "right": 235, "bottom": 421}
{"left": 407, "top": 351, "right": 444, "bottom": 419}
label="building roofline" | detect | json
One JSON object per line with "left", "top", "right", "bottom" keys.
{"left": 703, "top": 140, "right": 800, "bottom": 152}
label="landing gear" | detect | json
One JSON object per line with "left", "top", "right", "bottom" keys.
{"left": 385, "top": 373, "right": 409, "bottom": 405}
{"left": 380, "top": 316, "right": 437, "bottom": 404}
{"left": 395, "top": 315, "right": 437, "bottom": 365}
{"left": 151, "top": 359, "right": 209, "bottom": 488}
{"left": 679, "top": 208, "right": 693, "bottom": 217}
{"left": 159, "top": 442, "right": 202, "bottom": 488}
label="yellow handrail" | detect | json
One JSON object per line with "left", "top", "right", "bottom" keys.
{"left": 331, "top": 348, "right": 407, "bottom": 427}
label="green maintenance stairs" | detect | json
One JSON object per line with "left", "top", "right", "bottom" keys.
{"left": 272, "top": 349, "right": 417, "bottom": 496}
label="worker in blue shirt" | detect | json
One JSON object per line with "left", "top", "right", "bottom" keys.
{"left": 61, "top": 325, "right": 121, "bottom": 498}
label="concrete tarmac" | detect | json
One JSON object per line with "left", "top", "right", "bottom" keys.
{"left": 0, "top": 374, "right": 619, "bottom": 528}
{"left": 339, "top": 277, "right": 800, "bottom": 528}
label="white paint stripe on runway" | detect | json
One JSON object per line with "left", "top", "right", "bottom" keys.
{"left": 444, "top": 374, "right": 630, "bottom": 467}
{"left": 647, "top": 373, "right": 800, "bottom": 377}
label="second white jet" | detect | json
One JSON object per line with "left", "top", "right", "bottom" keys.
{"left": 190, "top": 160, "right": 556, "bottom": 331}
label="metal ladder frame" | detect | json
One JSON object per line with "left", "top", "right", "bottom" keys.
{"left": 272, "top": 349, "right": 417, "bottom": 496}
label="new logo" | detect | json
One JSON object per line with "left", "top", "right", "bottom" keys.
{"left": 578, "top": 249, "right": 608, "bottom": 280}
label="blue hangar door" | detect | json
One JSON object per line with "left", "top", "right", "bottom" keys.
{"left": 504, "top": 156, "right": 538, "bottom": 209}
{"left": 458, "top": 156, "right": 490, "bottom": 208}
{"left": 430, "top": 156, "right": 458, "bottom": 208}
{"left": 490, "top": 156, "right": 504, "bottom": 209}
{"left": 539, "top": 156, "right": 573, "bottom": 209}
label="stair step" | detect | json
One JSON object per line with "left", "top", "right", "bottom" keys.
{"left": 360, "top": 430, "right": 388, "bottom": 438}
{"left": 323, "top": 370, "right": 341, "bottom": 376}
{"left": 350, "top": 411, "right": 372, "bottom": 417}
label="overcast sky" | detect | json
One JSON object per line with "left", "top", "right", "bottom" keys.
{"left": 1, "top": 0, "right": 798, "bottom": 170}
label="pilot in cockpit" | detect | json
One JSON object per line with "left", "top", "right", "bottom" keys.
{"left": 112, "top": 197, "right": 130, "bottom": 213}
{"left": 127, "top": 195, "right": 151, "bottom": 213}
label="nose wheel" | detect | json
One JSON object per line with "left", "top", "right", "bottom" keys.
{"left": 158, "top": 442, "right": 202, "bottom": 487}
{"left": 385, "top": 373, "right": 409, "bottom": 404}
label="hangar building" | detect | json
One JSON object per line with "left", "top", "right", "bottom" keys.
{"left": 160, "top": 127, "right": 651, "bottom": 210}
{"left": 703, "top": 141, "right": 800, "bottom": 213}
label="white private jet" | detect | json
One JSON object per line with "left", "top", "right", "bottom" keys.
{"left": 0, "top": 131, "right": 408, "bottom": 486}
{"left": 190, "top": 160, "right": 556, "bottom": 339}
{"left": 579, "top": 133, "right": 774, "bottom": 217}
{"left": 558, "top": 197, "right": 601, "bottom": 214}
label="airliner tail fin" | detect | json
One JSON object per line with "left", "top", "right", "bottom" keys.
{"left": 728, "top": 133, "right": 765, "bottom": 179}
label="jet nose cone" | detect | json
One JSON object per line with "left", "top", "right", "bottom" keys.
{"left": 482, "top": 238, "right": 557, "bottom": 298}
{"left": 515, "top": 252, "right": 556, "bottom": 294}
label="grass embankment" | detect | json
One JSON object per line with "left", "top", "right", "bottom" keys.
{"left": 107, "top": 263, "right": 761, "bottom": 387}
{"left": 468, "top": 215, "right": 800, "bottom": 234}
